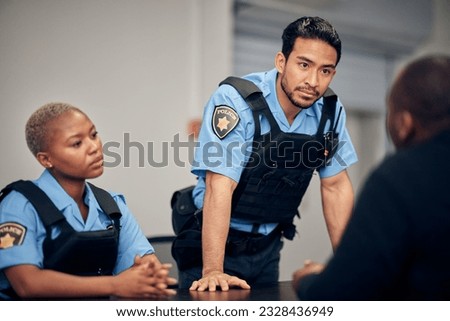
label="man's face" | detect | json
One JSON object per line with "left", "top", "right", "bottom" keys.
{"left": 277, "top": 37, "right": 337, "bottom": 109}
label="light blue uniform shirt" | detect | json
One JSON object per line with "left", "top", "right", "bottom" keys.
{"left": 191, "top": 69, "right": 358, "bottom": 234}
{"left": 0, "top": 170, "right": 153, "bottom": 292}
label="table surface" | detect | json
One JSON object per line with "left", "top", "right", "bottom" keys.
{"left": 14, "top": 281, "right": 297, "bottom": 301}
{"left": 2, "top": 281, "right": 298, "bottom": 301}
{"left": 168, "top": 281, "right": 298, "bottom": 301}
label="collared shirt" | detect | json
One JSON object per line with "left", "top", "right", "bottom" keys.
{"left": 0, "top": 170, "right": 153, "bottom": 291}
{"left": 191, "top": 68, "right": 358, "bottom": 234}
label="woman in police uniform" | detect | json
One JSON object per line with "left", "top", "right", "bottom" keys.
{"left": 0, "top": 103, "right": 176, "bottom": 299}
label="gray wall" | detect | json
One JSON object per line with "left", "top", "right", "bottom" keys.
{"left": 0, "top": 0, "right": 232, "bottom": 236}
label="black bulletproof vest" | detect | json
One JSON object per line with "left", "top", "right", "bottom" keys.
{"left": 220, "top": 77, "right": 341, "bottom": 232}
{"left": 0, "top": 180, "right": 121, "bottom": 277}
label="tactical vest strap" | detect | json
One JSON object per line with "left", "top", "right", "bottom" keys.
{"left": 219, "top": 76, "right": 281, "bottom": 138}
{"left": 0, "top": 180, "right": 65, "bottom": 228}
{"left": 88, "top": 182, "right": 122, "bottom": 231}
{"left": 0, "top": 180, "right": 122, "bottom": 232}
{"left": 316, "top": 88, "right": 338, "bottom": 136}
{"left": 220, "top": 76, "right": 263, "bottom": 101}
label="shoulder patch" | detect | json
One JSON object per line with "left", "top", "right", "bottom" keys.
{"left": 212, "top": 105, "right": 240, "bottom": 139}
{"left": 0, "top": 222, "right": 27, "bottom": 249}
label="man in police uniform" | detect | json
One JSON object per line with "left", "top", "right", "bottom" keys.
{"left": 182, "top": 16, "right": 358, "bottom": 291}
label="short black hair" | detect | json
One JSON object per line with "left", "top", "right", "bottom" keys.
{"left": 281, "top": 16, "right": 342, "bottom": 65}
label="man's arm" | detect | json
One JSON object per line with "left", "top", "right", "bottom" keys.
{"left": 320, "top": 169, "right": 354, "bottom": 250}
{"left": 189, "top": 171, "right": 250, "bottom": 292}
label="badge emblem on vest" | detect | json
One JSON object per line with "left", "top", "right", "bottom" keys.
{"left": 0, "top": 222, "right": 27, "bottom": 249}
{"left": 212, "top": 105, "right": 240, "bottom": 139}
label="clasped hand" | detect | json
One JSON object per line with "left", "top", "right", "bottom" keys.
{"left": 114, "top": 254, "right": 177, "bottom": 299}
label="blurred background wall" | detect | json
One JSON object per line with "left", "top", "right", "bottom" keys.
{"left": 1, "top": 0, "right": 448, "bottom": 281}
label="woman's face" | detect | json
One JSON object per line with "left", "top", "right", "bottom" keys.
{"left": 38, "top": 110, "right": 104, "bottom": 182}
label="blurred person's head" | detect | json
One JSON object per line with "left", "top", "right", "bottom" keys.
{"left": 386, "top": 55, "right": 450, "bottom": 149}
